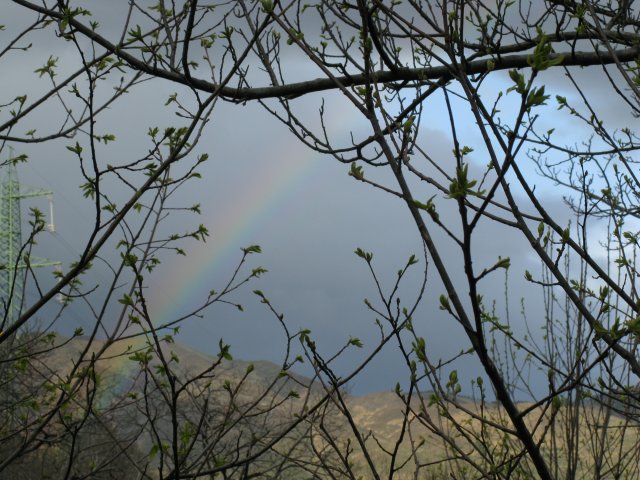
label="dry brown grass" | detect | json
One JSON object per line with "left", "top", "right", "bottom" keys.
{"left": 339, "top": 391, "right": 640, "bottom": 479}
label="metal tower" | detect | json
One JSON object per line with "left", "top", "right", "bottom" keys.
{"left": 0, "top": 150, "right": 58, "bottom": 337}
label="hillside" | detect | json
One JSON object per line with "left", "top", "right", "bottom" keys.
{"left": 4, "top": 334, "right": 638, "bottom": 479}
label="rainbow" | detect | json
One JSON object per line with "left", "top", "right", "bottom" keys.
{"left": 146, "top": 142, "right": 324, "bottom": 328}
{"left": 100, "top": 99, "right": 365, "bottom": 396}
{"left": 94, "top": 142, "right": 326, "bottom": 401}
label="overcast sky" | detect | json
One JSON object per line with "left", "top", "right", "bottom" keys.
{"left": 3, "top": 1, "right": 630, "bottom": 397}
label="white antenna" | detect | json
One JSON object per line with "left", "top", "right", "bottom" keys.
{"left": 47, "top": 194, "right": 55, "bottom": 233}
